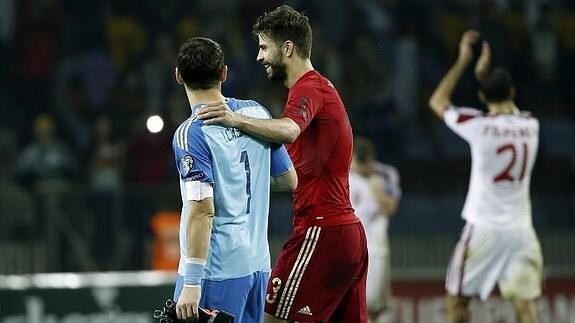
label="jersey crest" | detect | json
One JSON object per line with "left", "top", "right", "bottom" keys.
{"left": 297, "top": 96, "right": 310, "bottom": 123}
{"left": 181, "top": 155, "right": 194, "bottom": 175}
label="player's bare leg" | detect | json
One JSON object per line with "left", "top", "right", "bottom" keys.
{"left": 512, "top": 299, "right": 540, "bottom": 323}
{"left": 369, "top": 310, "right": 391, "bottom": 323}
{"left": 445, "top": 294, "right": 471, "bottom": 323}
{"left": 368, "top": 305, "right": 389, "bottom": 323}
{"left": 264, "top": 313, "right": 293, "bottom": 323}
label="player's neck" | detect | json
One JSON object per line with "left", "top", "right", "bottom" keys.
{"left": 185, "top": 86, "right": 226, "bottom": 107}
{"left": 284, "top": 59, "right": 314, "bottom": 89}
{"left": 487, "top": 101, "right": 519, "bottom": 115}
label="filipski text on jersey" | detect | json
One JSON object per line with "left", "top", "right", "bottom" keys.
{"left": 482, "top": 125, "right": 536, "bottom": 138}
{"left": 221, "top": 127, "right": 244, "bottom": 142}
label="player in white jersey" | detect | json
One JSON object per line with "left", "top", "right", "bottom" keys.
{"left": 429, "top": 30, "right": 542, "bottom": 323}
{"left": 349, "top": 137, "right": 401, "bottom": 323}
{"left": 171, "top": 37, "right": 297, "bottom": 323}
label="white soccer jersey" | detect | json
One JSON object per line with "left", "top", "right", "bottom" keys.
{"left": 349, "top": 166, "right": 398, "bottom": 254}
{"left": 349, "top": 171, "right": 379, "bottom": 226}
{"left": 444, "top": 106, "right": 539, "bottom": 229}
{"left": 374, "top": 162, "right": 402, "bottom": 204}
{"left": 350, "top": 168, "right": 399, "bottom": 309}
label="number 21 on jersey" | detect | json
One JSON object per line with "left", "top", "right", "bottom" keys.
{"left": 493, "top": 142, "right": 528, "bottom": 183}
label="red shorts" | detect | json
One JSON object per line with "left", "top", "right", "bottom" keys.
{"left": 265, "top": 223, "right": 368, "bottom": 322}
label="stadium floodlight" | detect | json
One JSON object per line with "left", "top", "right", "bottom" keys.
{"left": 147, "top": 115, "right": 164, "bottom": 133}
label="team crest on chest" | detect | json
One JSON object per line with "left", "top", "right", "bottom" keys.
{"left": 181, "top": 155, "right": 194, "bottom": 175}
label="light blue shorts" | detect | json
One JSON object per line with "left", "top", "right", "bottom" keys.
{"left": 174, "top": 271, "right": 269, "bottom": 323}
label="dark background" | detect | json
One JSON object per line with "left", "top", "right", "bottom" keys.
{"left": 0, "top": 0, "right": 573, "bottom": 275}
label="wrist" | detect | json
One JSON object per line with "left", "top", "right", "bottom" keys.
{"left": 234, "top": 113, "right": 249, "bottom": 130}
{"left": 184, "top": 258, "right": 206, "bottom": 287}
{"left": 475, "top": 70, "right": 487, "bottom": 82}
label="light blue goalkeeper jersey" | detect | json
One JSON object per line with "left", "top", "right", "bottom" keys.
{"left": 173, "top": 98, "right": 293, "bottom": 280}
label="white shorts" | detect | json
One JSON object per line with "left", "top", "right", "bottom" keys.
{"left": 366, "top": 250, "right": 391, "bottom": 311}
{"left": 446, "top": 222, "right": 543, "bottom": 301}
{"left": 365, "top": 216, "right": 391, "bottom": 311}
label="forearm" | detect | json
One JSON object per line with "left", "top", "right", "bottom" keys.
{"left": 185, "top": 200, "right": 214, "bottom": 260}
{"left": 380, "top": 195, "right": 398, "bottom": 217}
{"left": 371, "top": 187, "right": 398, "bottom": 217}
{"left": 429, "top": 58, "right": 468, "bottom": 118}
{"left": 235, "top": 116, "right": 300, "bottom": 144}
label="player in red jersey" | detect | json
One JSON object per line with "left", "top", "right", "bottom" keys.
{"left": 197, "top": 5, "right": 368, "bottom": 323}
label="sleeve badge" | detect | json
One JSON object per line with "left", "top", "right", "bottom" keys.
{"left": 181, "top": 155, "right": 195, "bottom": 175}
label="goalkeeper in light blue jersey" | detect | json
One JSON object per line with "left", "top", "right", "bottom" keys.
{"left": 171, "top": 37, "right": 297, "bottom": 323}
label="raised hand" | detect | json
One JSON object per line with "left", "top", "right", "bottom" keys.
{"left": 457, "top": 30, "right": 481, "bottom": 66}
{"left": 474, "top": 41, "right": 491, "bottom": 82}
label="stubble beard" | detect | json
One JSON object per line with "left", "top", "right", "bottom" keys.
{"left": 268, "top": 63, "right": 287, "bottom": 82}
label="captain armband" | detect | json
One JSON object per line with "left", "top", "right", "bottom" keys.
{"left": 184, "top": 181, "right": 214, "bottom": 201}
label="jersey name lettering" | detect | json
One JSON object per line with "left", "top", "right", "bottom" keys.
{"left": 482, "top": 125, "right": 535, "bottom": 138}
{"left": 221, "top": 128, "right": 244, "bottom": 142}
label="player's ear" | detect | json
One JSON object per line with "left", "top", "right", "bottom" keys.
{"left": 221, "top": 65, "right": 228, "bottom": 83}
{"left": 509, "top": 86, "right": 516, "bottom": 100}
{"left": 175, "top": 67, "right": 184, "bottom": 85}
{"left": 284, "top": 40, "right": 294, "bottom": 57}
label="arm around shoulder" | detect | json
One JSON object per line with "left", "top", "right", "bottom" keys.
{"left": 197, "top": 102, "right": 301, "bottom": 144}
{"left": 237, "top": 116, "right": 301, "bottom": 144}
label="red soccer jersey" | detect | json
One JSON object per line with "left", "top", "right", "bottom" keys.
{"left": 282, "top": 70, "right": 358, "bottom": 230}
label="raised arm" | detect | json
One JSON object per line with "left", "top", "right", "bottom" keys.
{"left": 429, "top": 30, "right": 481, "bottom": 119}
{"left": 197, "top": 102, "right": 301, "bottom": 144}
{"left": 474, "top": 41, "right": 491, "bottom": 82}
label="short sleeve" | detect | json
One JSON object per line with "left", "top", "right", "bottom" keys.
{"left": 270, "top": 144, "right": 293, "bottom": 177}
{"left": 282, "top": 84, "right": 321, "bottom": 132}
{"left": 173, "top": 120, "right": 214, "bottom": 183}
{"left": 443, "top": 106, "right": 484, "bottom": 142}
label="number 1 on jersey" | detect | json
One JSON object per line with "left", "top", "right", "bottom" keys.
{"left": 493, "top": 142, "right": 529, "bottom": 183}
{"left": 240, "top": 150, "right": 252, "bottom": 213}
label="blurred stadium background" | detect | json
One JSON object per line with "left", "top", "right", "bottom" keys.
{"left": 0, "top": 0, "right": 574, "bottom": 322}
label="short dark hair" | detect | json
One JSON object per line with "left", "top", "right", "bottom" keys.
{"left": 479, "top": 67, "right": 515, "bottom": 103}
{"left": 353, "top": 137, "right": 376, "bottom": 164}
{"left": 252, "top": 5, "right": 313, "bottom": 59}
{"left": 177, "top": 37, "right": 224, "bottom": 90}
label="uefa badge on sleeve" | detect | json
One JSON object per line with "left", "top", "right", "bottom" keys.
{"left": 181, "top": 155, "right": 195, "bottom": 176}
